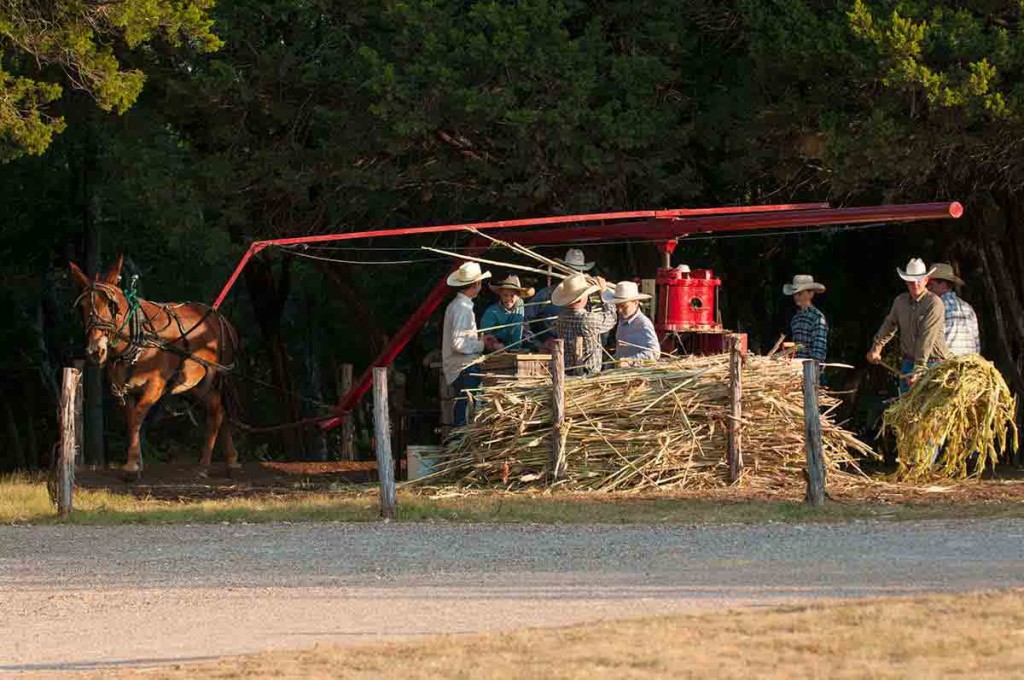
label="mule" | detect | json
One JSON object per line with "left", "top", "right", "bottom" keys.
{"left": 69, "top": 255, "right": 240, "bottom": 477}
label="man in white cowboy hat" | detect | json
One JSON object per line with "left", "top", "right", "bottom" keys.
{"left": 866, "top": 257, "right": 950, "bottom": 392}
{"left": 480, "top": 274, "right": 535, "bottom": 348}
{"left": 783, "top": 275, "right": 828, "bottom": 362}
{"left": 552, "top": 272, "right": 616, "bottom": 376}
{"left": 605, "top": 281, "right": 660, "bottom": 363}
{"left": 442, "top": 261, "right": 499, "bottom": 426}
{"left": 525, "top": 248, "right": 596, "bottom": 347}
{"left": 926, "top": 262, "right": 980, "bottom": 356}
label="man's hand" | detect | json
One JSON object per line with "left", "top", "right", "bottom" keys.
{"left": 593, "top": 275, "right": 607, "bottom": 291}
{"left": 907, "top": 372, "right": 919, "bottom": 387}
{"left": 482, "top": 334, "right": 503, "bottom": 351}
{"left": 866, "top": 348, "right": 882, "bottom": 365}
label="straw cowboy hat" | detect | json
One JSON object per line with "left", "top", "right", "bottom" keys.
{"left": 602, "top": 280, "right": 651, "bottom": 304}
{"left": 897, "top": 258, "right": 936, "bottom": 282}
{"left": 488, "top": 274, "right": 535, "bottom": 298}
{"left": 782, "top": 274, "right": 826, "bottom": 296}
{"left": 929, "top": 262, "right": 965, "bottom": 286}
{"left": 551, "top": 272, "right": 600, "bottom": 306}
{"left": 447, "top": 261, "right": 492, "bottom": 287}
{"left": 557, "top": 248, "right": 595, "bottom": 272}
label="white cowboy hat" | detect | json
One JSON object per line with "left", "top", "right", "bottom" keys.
{"left": 929, "top": 262, "right": 965, "bottom": 287}
{"left": 602, "top": 280, "right": 651, "bottom": 304}
{"left": 488, "top": 274, "right": 535, "bottom": 298}
{"left": 446, "top": 261, "right": 492, "bottom": 287}
{"left": 551, "top": 272, "right": 600, "bottom": 307}
{"left": 897, "top": 257, "right": 936, "bottom": 282}
{"left": 557, "top": 248, "right": 595, "bottom": 272}
{"left": 782, "top": 274, "right": 826, "bottom": 295}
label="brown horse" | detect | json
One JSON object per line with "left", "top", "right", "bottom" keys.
{"left": 69, "top": 255, "right": 240, "bottom": 477}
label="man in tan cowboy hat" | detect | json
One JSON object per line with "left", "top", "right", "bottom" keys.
{"left": 552, "top": 272, "right": 616, "bottom": 375}
{"left": 480, "top": 274, "right": 535, "bottom": 348}
{"left": 866, "top": 257, "right": 950, "bottom": 392}
{"left": 443, "top": 261, "right": 499, "bottom": 426}
{"left": 604, "top": 281, "right": 660, "bottom": 363}
{"left": 926, "top": 263, "right": 980, "bottom": 356}
{"left": 783, "top": 275, "right": 828, "bottom": 362}
{"left": 526, "top": 248, "right": 597, "bottom": 347}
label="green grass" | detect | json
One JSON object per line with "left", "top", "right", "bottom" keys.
{"left": 4, "top": 474, "right": 1024, "bottom": 526}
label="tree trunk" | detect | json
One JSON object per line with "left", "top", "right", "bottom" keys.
{"left": 245, "top": 254, "right": 303, "bottom": 456}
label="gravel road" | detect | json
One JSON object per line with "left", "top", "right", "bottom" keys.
{"left": 3, "top": 519, "right": 1024, "bottom": 676}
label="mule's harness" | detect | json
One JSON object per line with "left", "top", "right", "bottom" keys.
{"left": 73, "top": 277, "right": 236, "bottom": 402}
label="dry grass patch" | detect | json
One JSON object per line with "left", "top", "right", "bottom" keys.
{"left": 103, "top": 589, "right": 1024, "bottom": 679}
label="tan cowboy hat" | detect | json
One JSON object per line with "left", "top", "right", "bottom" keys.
{"left": 929, "top": 262, "right": 965, "bottom": 286}
{"left": 446, "top": 261, "right": 492, "bottom": 287}
{"left": 782, "top": 274, "right": 826, "bottom": 295}
{"left": 488, "top": 274, "right": 535, "bottom": 298}
{"left": 897, "top": 257, "right": 936, "bottom": 282}
{"left": 556, "top": 248, "right": 595, "bottom": 272}
{"left": 601, "top": 280, "right": 651, "bottom": 304}
{"left": 551, "top": 272, "right": 600, "bottom": 306}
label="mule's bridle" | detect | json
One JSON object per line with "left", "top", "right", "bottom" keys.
{"left": 73, "top": 277, "right": 147, "bottom": 367}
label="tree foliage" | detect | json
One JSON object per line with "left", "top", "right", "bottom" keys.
{"left": 0, "top": 0, "right": 221, "bottom": 160}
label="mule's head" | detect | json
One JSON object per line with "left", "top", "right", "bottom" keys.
{"left": 69, "top": 255, "right": 125, "bottom": 366}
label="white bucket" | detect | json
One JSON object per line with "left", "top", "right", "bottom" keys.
{"left": 406, "top": 445, "right": 442, "bottom": 481}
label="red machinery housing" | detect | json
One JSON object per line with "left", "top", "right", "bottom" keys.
{"left": 656, "top": 266, "right": 722, "bottom": 332}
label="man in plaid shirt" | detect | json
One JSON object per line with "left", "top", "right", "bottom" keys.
{"left": 926, "top": 262, "right": 980, "bottom": 356}
{"left": 782, "top": 275, "right": 828, "bottom": 361}
{"left": 552, "top": 273, "right": 617, "bottom": 376}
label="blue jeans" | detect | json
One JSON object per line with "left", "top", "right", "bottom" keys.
{"left": 898, "top": 357, "right": 939, "bottom": 394}
{"left": 451, "top": 368, "right": 481, "bottom": 427}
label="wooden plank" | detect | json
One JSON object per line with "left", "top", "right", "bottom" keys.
{"left": 340, "top": 364, "right": 355, "bottom": 461}
{"left": 803, "top": 360, "right": 826, "bottom": 506}
{"left": 373, "top": 367, "right": 397, "bottom": 520}
{"left": 727, "top": 334, "right": 744, "bottom": 483}
{"left": 57, "top": 367, "right": 83, "bottom": 519}
{"left": 549, "top": 340, "right": 566, "bottom": 481}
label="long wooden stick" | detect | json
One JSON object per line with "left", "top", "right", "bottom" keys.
{"left": 422, "top": 246, "right": 569, "bottom": 281}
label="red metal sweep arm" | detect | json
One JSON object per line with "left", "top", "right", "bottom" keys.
{"left": 317, "top": 201, "right": 961, "bottom": 430}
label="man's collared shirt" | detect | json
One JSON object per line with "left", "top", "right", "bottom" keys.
{"left": 940, "top": 291, "right": 981, "bottom": 356}
{"left": 615, "top": 311, "right": 660, "bottom": 362}
{"left": 442, "top": 292, "right": 484, "bottom": 384}
{"left": 872, "top": 290, "right": 950, "bottom": 371}
{"left": 555, "top": 301, "right": 617, "bottom": 376}
{"left": 790, "top": 305, "right": 828, "bottom": 362}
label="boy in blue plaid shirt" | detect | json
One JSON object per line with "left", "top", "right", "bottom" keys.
{"left": 926, "top": 263, "right": 980, "bottom": 356}
{"left": 782, "top": 275, "right": 828, "bottom": 362}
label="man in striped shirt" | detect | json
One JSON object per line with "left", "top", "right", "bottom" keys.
{"left": 926, "top": 262, "right": 981, "bottom": 356}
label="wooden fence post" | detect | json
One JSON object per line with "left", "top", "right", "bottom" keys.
{"left": 339, "top": 363, "right": 355, "bottom": 460}
{"left": 727, "top": 334, "right": 744, "bottom": 483}
{"left": 549, "top": 339, "right": 566, "bottom": 481}
{"left": 373, "top": 367, "right": 397, "bottom": 520}
{"left": 803, "top": 360, "right": 826, "bottom": 506}
{"left": 72, "top": 359, "right": 85, "bottom": 467}
{"left": 57, "top": 367, "right": 83, "bottom": 519}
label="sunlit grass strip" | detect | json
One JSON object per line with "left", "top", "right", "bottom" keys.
{"left": 883, "top": 354, "right": 1019, "bottom": 481}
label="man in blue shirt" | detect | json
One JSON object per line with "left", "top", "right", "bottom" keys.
{"left": 480, "top": 274, "right": 535, "bottom": 348}
{"left": 606, "top": 281, "right": 660, "bottom": 364}
{"left": 782, "top": 274, "right": 827, "bottom": 362}
{"left": 926, "top": 262, "right": 980, "bottom": 356}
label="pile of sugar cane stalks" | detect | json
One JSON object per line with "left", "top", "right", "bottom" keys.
{"left": 426, "top": 355, "right": 876, "bottom": 491}
{"left": 883, "top": 354, "right": 1019, "bottom": 482}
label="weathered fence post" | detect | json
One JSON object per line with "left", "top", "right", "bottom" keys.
{"left": 339, "top": 363, "right": 355, "bottom": 460}
{"left": 727, "top": 334, "right": 744, "bottom": 483}
{"left": 72, "top": 359, "right": 85, "bottom": 466}
{"left": 373, "top": 367, "right": 397, "bottom": 520}
{"left": 549, "top": 340, "right": 566, "bottom": 481}
{"left": 802, "top": 360, "right": 826, "bottom": 506}
{"left": 56, "top": 367, "right": 83, "bottom": 519}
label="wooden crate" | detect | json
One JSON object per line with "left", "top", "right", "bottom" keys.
{"left": 479, "top": 352, "right": 551, "bottom": 386}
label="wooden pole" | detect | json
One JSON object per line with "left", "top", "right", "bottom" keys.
{"left": 373, "top": 367, "right": 397, "bottom": 520}
{"left": 72, "top": 359, "right": 85, "bottom": 467}
{"left": 803, "top": 360, "right": 826, "bottom": 506}
{"left": 549, "top": 340, "right": 566, "bottom": 481}
{"left": 339, "top": 363, "right": 355, "bottom": 460}
{"left": 57, "top": 367, "right": 83, "bottom": 519}
{"left": 727, "top": 334, "right": 744, "bottom": 483}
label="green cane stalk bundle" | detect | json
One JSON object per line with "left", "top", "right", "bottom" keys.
{"left": 883, "top": 354, "right": 1019, "bottom": 481}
